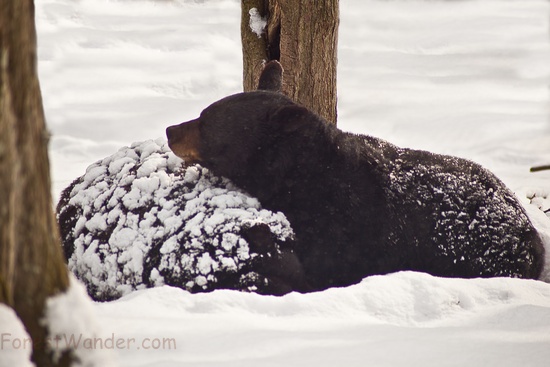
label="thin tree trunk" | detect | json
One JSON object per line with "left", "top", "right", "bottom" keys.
{"left": 530, "top": 165, "right": 550, "bottom": 173}
{"left": 1, "top": 1, "right": 72, "bottom": 366}
{"left": 241, "top": 0, "right": 339, "bottom": 124}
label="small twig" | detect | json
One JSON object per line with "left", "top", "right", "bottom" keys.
{"left": 530, "top": 165, "right": 550, "bottom": 173}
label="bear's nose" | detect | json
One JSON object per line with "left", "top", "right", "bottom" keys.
{"left": 165, "top": 119, "right": 202, "bottom": 164}
{"left": 166, "top": 125, "right": 177, "bottom": 141}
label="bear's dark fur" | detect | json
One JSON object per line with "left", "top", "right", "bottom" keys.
{"left": 167, "top": 61, "right": 545, "bottom": 291}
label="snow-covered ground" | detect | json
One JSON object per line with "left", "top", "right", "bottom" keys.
{"left": 3, "top": 0, "right": 550, "bottom": 366}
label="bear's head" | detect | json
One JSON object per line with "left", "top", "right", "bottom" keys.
{"left": 166, "top": 61, "right": 324, "bottom": 182}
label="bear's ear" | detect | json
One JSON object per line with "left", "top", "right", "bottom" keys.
{"left": 257, "top": 60, "right": 283, "bottom": 93}
{"left": 269, "top": 104, "right": 310, "bottom": 134}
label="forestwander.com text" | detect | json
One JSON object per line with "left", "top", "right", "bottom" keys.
{"left": 1, "top": 332, "right": 177, "bottom": 351}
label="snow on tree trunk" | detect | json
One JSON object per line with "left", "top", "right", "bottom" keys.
{"left": 241, "top": 0, "right": 339, "bottom": 124}
{"left": 0, "top": 1, "right": 111, "bottom": 366}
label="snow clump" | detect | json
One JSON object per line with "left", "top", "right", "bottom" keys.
{"left": 249, "top": 8, "right": 266, "bottom": 38}
{"left": 57, "top": 139, "right": 295, "bottom": 301}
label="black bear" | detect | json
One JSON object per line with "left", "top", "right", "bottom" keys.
{"left": 166, "top": 61, "right": 545, "bottom": 291}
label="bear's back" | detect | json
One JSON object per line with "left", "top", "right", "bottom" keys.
{"left": 369, "top": 143, "right": 545, "bottom": 278}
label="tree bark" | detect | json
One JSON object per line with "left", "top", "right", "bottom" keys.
{"left": 1, "top": 1, "right": 72, "bottom": 366}
{"left": 241, "top": 0, "right": 269, "bottom": 96}
{"left": 241, "top": 0, "right": 339, "bottom": 124}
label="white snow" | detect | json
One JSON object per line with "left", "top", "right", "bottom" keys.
{"left": 43, "top": 274, "right": 116, "bottom": 366}
{"left": 5, "top": 0, "right": 547, "bottom": 366}
{"left": 248, "top": 8, "right": 267, "bottom": 38}
{"left": 91, "top": 272, "right": 550, "bottom": 367}
{"left": 0, "top": 305, "right": 34, "bottom": 367}
{"left": 522, "top": 188, "right": 550, "bottom": 281}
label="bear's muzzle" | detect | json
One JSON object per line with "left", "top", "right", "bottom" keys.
{"left": 166, "top": 118, "right": 202, "bottom": 164}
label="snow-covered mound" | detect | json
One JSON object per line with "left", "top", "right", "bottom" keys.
{"left": 523, "top": 187, "right": 550, "bottom": 281}
{"left": 528, "top": 189, "right": 550, "bottom": 218}
{"left": 57, "top": 139, "right": 296, "bottom": 301}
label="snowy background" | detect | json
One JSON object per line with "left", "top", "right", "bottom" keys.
{"left": 4, "top": 0, "right": 550, "bottom": 366}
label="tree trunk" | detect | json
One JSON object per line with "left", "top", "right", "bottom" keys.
{"left": 0, "top": 1, "right": 73, "bottom": 366}
{"left": 241, "top": 0, "right": 339, "bottom": 124}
